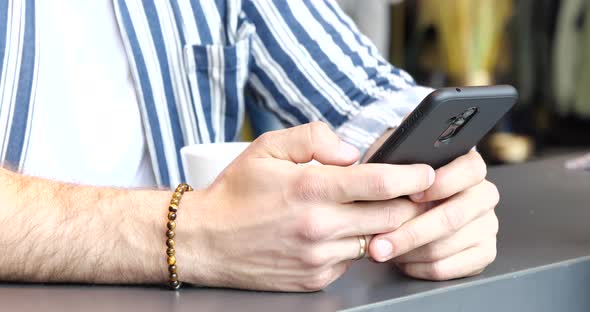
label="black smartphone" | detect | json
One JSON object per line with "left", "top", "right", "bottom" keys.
{"left": 366, "top": 85, "right": 518, "bottom": 169}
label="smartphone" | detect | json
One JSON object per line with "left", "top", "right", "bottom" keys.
{"left": 366, "top": 85, "right": 518, "bottom": 169}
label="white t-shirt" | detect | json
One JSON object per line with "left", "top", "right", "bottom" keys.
{"left": 22, "top": 0, "right": 155, "bottom": 188}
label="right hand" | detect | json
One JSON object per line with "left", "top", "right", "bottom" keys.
{"left": 178, "top": 122, "right": 435, "bottom": 292}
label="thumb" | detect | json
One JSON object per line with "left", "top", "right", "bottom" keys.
{"left": 249, "top": 122, "right": 360, "bottom": 165}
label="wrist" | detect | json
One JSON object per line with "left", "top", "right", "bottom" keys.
{"left": 117, "top": 189, "right": 172, "bottom": 284}
{"left": 167, "top": 189, "right": 214, "bottom": 286}
{"left": 124, "top": 187, "right": 215, "bottom": 287}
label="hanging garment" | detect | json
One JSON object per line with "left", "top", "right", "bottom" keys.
{"left": 553, "top": 0, "right": 587, "bottom": 116}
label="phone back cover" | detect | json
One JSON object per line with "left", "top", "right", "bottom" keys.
{"left": 368, "top": 85, "right": 518, "bottom": 168}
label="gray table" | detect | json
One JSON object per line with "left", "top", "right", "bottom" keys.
{"left": 2, "top": 155, "right": 590, "bottom": 311}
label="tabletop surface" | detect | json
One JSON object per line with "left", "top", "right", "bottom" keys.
{"left": 1, "top": 154, "right": 590, "bottom": 311}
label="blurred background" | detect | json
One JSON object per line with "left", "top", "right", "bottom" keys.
{"left": 246, "top": 0, "right": 590, "bottom": 165}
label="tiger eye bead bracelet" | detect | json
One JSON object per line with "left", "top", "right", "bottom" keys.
{"left": 165, "top": 183, "right": 193, "bottom": 290}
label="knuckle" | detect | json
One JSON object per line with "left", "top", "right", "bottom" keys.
{"left": 252, "top": 131, "right": 282, "bottom": 154}
{"left": 308, "top": 121, "right": 331, "bottom": 135}
{"left": 301, "top": 247, "right": 330, "bottom": 268}
{"left": 379, "top": 200, "right": 421, "bottom": 232}
{"left": 301, "top": 269, "right": 333, "bottom": 291}
{"left": 295, "top": 212, "right": 328, "bottom": 242}
{"left": 415, "top": 165, "right": 433, "bottom": 188}
{"left": 423, "top": 244, "right": 445, "bottom": 262}
{"left": 369, "top": 173, "right": 396, "bottom": 199}
{"left": 292, "top": 169, "right": 326, "bottom": 202}
{"left": 487, "top": 182, "right": 501, "bottom": 207}
{"left": 470, "top": 268, "right": 486, "bottom": 277}
{"left": 440, "top": 205, "right": 465, "bottom": 232}
{"left": 484, "top": 239, "right": 498, "bottom": 264}
{"left": 489, "top": 212, "right": 500, "bottom": 236}
{"left": 307, "top": 122, "right": 333, "bottom": 146}
{"left": 427, "top": 261, "right": 450, "bottom": 281}
{"left": 477, "top": 180, "right": 500, "bottom": 208}
{"left": 381, "top": 205, "right": 402, "bottom": 230}
{"left": 398, "top": 227, "right": 419, "bottom": 251}
{"left": 468, "top": 152, "right": 488, "bottom": 181}
{"left": 255, "top": 131, "right": 275, "bottom": 147}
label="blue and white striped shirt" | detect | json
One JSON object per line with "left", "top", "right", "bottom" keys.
{"left": 0, "top": 0, "right": 431, "bottom": 188}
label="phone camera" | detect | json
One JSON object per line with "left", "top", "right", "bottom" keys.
{"left": 438, "top": 125, "right": 458, "bottom": 142}
{"left": 453, "top": 117, "right": 466, "bottom": 126}
{"left": 462, "top": 107, "right": 477, "bottom": 118}
{"left": 436, "top": 107, "right": 478, "bottom": 146}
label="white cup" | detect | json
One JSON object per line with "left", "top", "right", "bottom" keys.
{"left": 180, "top": 142, "right": 250, "bottom": 189}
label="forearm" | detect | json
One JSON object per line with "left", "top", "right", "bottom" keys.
{"left": 0, "top": 168, "right": 188, "bottom": 284}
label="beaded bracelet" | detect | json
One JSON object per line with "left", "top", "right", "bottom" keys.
{"left": 165, "top": 183, "right": 193, "bottom": 290}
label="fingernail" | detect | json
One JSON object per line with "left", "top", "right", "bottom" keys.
{"left": 374, "top": 239, "right": 393, "bottom": 261}
{"left": 339, "top": 141, "right": 359, "bottom": 158}
{"left": 410, "top": 192, "right": 424, "bottom": 201}
{"left": 427, "top": 167, "right": 435, "bottom": 185}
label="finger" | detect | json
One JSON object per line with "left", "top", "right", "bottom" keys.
{"left": 302, "top": 237, "right": 369, "bottom": 268}
{"left": 249, "top": 121, "right": 360, "bottom": 166}
{"left": 328, "top": 198, "right": 431, "bottom": 239}
{"left": 299, "top": 260, "right": 352, "bottom": 292}
{"left": 369, "top": 180, "right": 499, "bottom": 262}
{"left": 410, "top": 151, "right": 487, "bottom": 202}
{"left": 329, "top": 236, "right": 372, "bottom": 263}
{"left": 394, "top": 210, "right": 498, "bottom": 263}
{"left": 395, "top": 239, "right": 497, "bottom": 281}
{"left": 295, "top": 163, "right": 435, "bottom": 203}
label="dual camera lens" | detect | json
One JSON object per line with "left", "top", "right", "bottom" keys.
{"left": 436, "top": 107, "right": 479, "bottom": 145}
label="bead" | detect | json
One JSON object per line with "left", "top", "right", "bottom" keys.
{"left": 169, "top": 280, "right": 181, "bottom": 289}
{"left": 165, "top": 184, "right": 193, "bottom": 291}
{"left": 166, "top": 239, "right": 175, "bottom": 248}
{"left": 166, "top": 230, "right": 175, "bottom": 239}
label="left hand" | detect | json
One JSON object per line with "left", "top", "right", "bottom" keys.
{"left": 368, "top": 151, "right": 500, "bottom": 280}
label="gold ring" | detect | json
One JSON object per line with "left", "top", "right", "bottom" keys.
{"left": 354, "top": 235, "right": 368, "bottom": 260}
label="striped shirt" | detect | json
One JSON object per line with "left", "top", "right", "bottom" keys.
{"left": 0, "top": 0, "right": 431, "bottom": 188}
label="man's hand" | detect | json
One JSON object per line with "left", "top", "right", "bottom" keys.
{"left": 368, "top": 151, "right": 499, "bottom": 280}
{"left": 0, "top": 121, "right": 434, "bottom": 291}
{"left": 0, "top": 121, "right": 493, "bottom": 290}
{"left": 190, "top": 122, "right": 436, "bottom": 291}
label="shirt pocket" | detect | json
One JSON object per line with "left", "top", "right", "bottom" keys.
{"left": 183, "top": 26, "right": 254, "bottom": 143}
